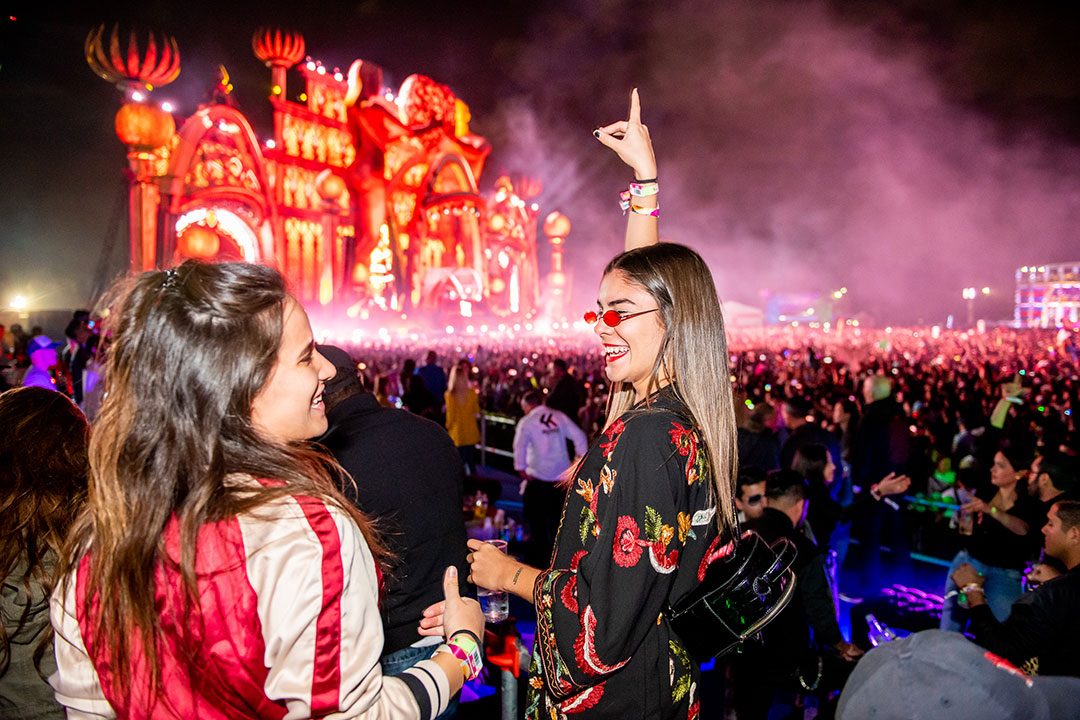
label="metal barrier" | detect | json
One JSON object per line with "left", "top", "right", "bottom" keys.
{"left": 478, "top": 412, "right": 517, "bottom": 465}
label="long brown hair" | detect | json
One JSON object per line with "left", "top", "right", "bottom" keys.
{"left": 602, "top": 243, "right": 738, "bottom": 535}
{"left": 57, "top": 260, "right": 384, "bottom": 699}
{"left": 0, "top": 387, "right": 89, "bottom": 679}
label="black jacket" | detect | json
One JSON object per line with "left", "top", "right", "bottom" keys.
{"left": 747, "top": 507, "right": 842, "bottom": 674}
{"left": 320, "top": 392, "right": 470, "bottom": 654}
{"left": 969, "top": 564, "right": 1080, "bottom": 677}
{"left": 851, "top": 397, "right": 909, "bottom": 487}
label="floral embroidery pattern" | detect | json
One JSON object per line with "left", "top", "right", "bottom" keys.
{"left": 560, "top": 550, "right": 588, "bottom": 613}
{"left": 559, "top": 682, "right": 606, "bottom": 714}
{"left": 612, "top": 516, "right": 645, "bottom": 568}
{"left": 697, "top": 535, "right": 735, "bottom": 582}
{"left": 576, "top": 479, "right": 600, "bottom": 544}
{"left": 599, "top": 418, "right": 626, "bottom": 460}
{"left": 573, "top": 605, "right": 630, "bottom": 676}
{"left": 669, "top": 422, "right": 709, "bottom": 486}
{"left": 599, "top": 464, "right": 616, "bottom": 495}
{"left": 677, "top": 512, "right": 693, "bottom": 543}
{"left": 533, "top": 571, "right": 580, "bottom": 700}
{"left": 669, "top": 640, "right": 692, "bottom": 702}
{"left": 644, "top": 506, "right": 680, "bottom": 573}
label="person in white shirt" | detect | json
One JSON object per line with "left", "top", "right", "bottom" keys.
{"left": 513, "top": 391, "right": 588, "bottom": 567}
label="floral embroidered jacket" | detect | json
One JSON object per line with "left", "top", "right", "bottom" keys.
{"left": 527, "top": 389, "right": 722, "bottom": 719}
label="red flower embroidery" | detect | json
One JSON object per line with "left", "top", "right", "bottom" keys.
{"left": 648, "top": 541, "right": 679, "bottom": 574}
{"left": 600, "top": 418, "right": 626, "bottom": 460}
{"left": 560, "top": 682, "right": 605, "bottom": 713}
{"left": 668, "top": 422, "right": 698, "bottom": 476}
{"left": 698, "top": 535, "right": 723, "bottom": 582}
{"left": 560, "top": 551, "right": 588, "bottom": 613}
{"left": 613, "top": 516, "right": 644, "bottom": 567}
{"left": 688, "top": 699, "right": 701, "bottom": 720}
{"left": 573, "top": 605, "right": 630, "bottom": 676}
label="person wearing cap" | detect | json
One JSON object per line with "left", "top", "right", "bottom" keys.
{"left": 837, "top": 629, "right": 1080, "bottom": 719}
{"left": 20, "top": 335, "right": 60, "bottom": 391}
{"left": 315, "top": 344, "right": 471, "bottom": 712}
{"left": 950, "top": 499, "right": 1080, "bottom": 677}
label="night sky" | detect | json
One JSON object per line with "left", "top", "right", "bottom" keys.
{"left": 2, "top": 0, "right": 1079, "bottom": 324}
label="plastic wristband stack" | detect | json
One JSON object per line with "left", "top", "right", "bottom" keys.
{"left": 618, "top": 179, "right": 659, "bottom": 215}
{"left": 441, "top": 630, "right": 483, "bottom": 681}
{"left": 629, "top": 180, "right": 659, "bottom": 197}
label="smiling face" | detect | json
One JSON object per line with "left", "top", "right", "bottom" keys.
{"left": 250, "top": 297, "right": 334, "bottom": 442}
{"left": 593, "top": 270, "right": 666, "bottom": 401}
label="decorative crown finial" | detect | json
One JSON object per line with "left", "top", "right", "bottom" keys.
{"left": 85, "top": 24, "right": 180, "bottom": 92}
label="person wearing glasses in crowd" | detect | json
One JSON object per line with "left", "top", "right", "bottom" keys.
{"left": 50, "top": 261, "right": 484, "bottom": 720}
{"left": 736, "top": 467, "right": 769, "bottom": 524}
{"left": 454, "top": 91, "right": 738, "bottom": 719}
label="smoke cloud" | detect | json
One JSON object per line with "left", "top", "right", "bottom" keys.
{"left": 479, "top": 0, "right": 1080, "bottom": 324}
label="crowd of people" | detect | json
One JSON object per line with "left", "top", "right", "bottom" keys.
{"left": 2, "top": 90, "right": 1079, "bottom": 720}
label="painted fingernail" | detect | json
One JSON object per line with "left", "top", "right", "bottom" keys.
{"left": 593, "top": 129, "right": 601, "bottom": 138}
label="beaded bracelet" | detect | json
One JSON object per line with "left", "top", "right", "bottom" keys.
{"left": 618, "top": 190, "right": 631, "bottom": 213}
{"left": 446, "top": 631, "right": 484, "bottom": 681}
{"left": 630, "top": 202, "right": 659, "bottom": 217}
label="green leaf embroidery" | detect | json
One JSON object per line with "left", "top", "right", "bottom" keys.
{"left": 670, "top": 640, "right": 692, "bottom": 701}
{"left": 645, "top": 506, "right": 663, "bottom": 542}
{"left": 580, "top": 506, "right": 597, "bottom": 545}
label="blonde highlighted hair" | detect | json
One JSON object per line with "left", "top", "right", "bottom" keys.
{"left": 602, "top": 243, "right": 738, "bottom": 535}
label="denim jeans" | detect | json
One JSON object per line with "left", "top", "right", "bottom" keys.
{"left": 381, "top": 643, "right": 459, "bottom": 719}
{"left": 939, "top": 549, "right": 1024, "bottom": 632}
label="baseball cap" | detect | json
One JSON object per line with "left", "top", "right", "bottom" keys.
{"left": 837, "top": 630, "right": 1080, "bottom": 719}
{"left": 29, "top": 335, "right": 60, "bottom": 354}
{"left": 316, "top": 344, "right": 361, "bottom": 397}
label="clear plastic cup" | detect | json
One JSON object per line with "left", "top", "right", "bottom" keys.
{"left": 477, "top": 539, "right": 509, "bottom": 623}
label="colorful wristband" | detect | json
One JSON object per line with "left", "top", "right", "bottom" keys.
{"left": 630, "top": 203, "right": 659, "bottom": 217}
{"left": 629, "top": 181, "right": 659, "bottom": 197}
{"left": 618, "top": 189, "right": 631, "bottom": 213}
{"left": 434, "top": 644, "right": 470, "bottom": 681}
{"left": 446, "top": 631, "right": 484, "bottom": 681}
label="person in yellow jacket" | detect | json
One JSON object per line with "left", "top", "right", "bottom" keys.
{"left": 445, "top": 359, "right": 481, "bottom": 474}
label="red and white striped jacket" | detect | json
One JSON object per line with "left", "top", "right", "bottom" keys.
{"left": 50, "top": 484, "right": 451, "bottom": 719}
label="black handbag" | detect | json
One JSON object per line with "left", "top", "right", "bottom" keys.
{"left": 667, "top": 529, "right": 798, "bottom": 663}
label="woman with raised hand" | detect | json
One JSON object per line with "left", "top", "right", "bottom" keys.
{"left": 51, "top": 260, "right": 484, "bottom": 719}
{"left": 454, "top": 91, "right": 739, "bottom": 719}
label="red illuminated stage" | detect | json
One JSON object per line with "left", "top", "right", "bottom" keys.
{"left": 86, "top": 26, "right": 571, "bottom": 327}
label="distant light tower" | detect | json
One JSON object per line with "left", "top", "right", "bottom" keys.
{"left": 962, "top": 287, "right": 977, "bottom": 326}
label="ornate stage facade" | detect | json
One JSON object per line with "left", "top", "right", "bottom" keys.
{"left": 86, "top": 26, "right": 571, "bottom": 326}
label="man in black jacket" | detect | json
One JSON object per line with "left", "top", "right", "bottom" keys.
{"left": 316, "top": 345, "right": 470, "bottom": 699}
{"left": 852, "top": 374, "right": 911, "bottom": 593}
{"left": 733, "top": 470, "right": 861, "bottom": 718}
{"left": 952, "top": 499, "right": 1080, "bottom": 677}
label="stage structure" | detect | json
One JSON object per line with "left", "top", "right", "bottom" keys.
{"left": 1015, "top": 263, "right": 1080, "bottom": 328}
{"left": 86, "top": 25, "right": 563, "bottom": 324}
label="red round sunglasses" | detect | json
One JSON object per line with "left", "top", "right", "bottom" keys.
{"left": 583, "top": 308, "right": 659, "bottom": 327}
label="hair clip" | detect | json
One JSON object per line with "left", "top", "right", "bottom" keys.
{"left": 161, "top": 268, "right": 180, "bottom": 290}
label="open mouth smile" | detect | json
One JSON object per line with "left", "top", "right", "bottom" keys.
{"left": 604, "top": 344, "right": 629, "bottom": 363}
